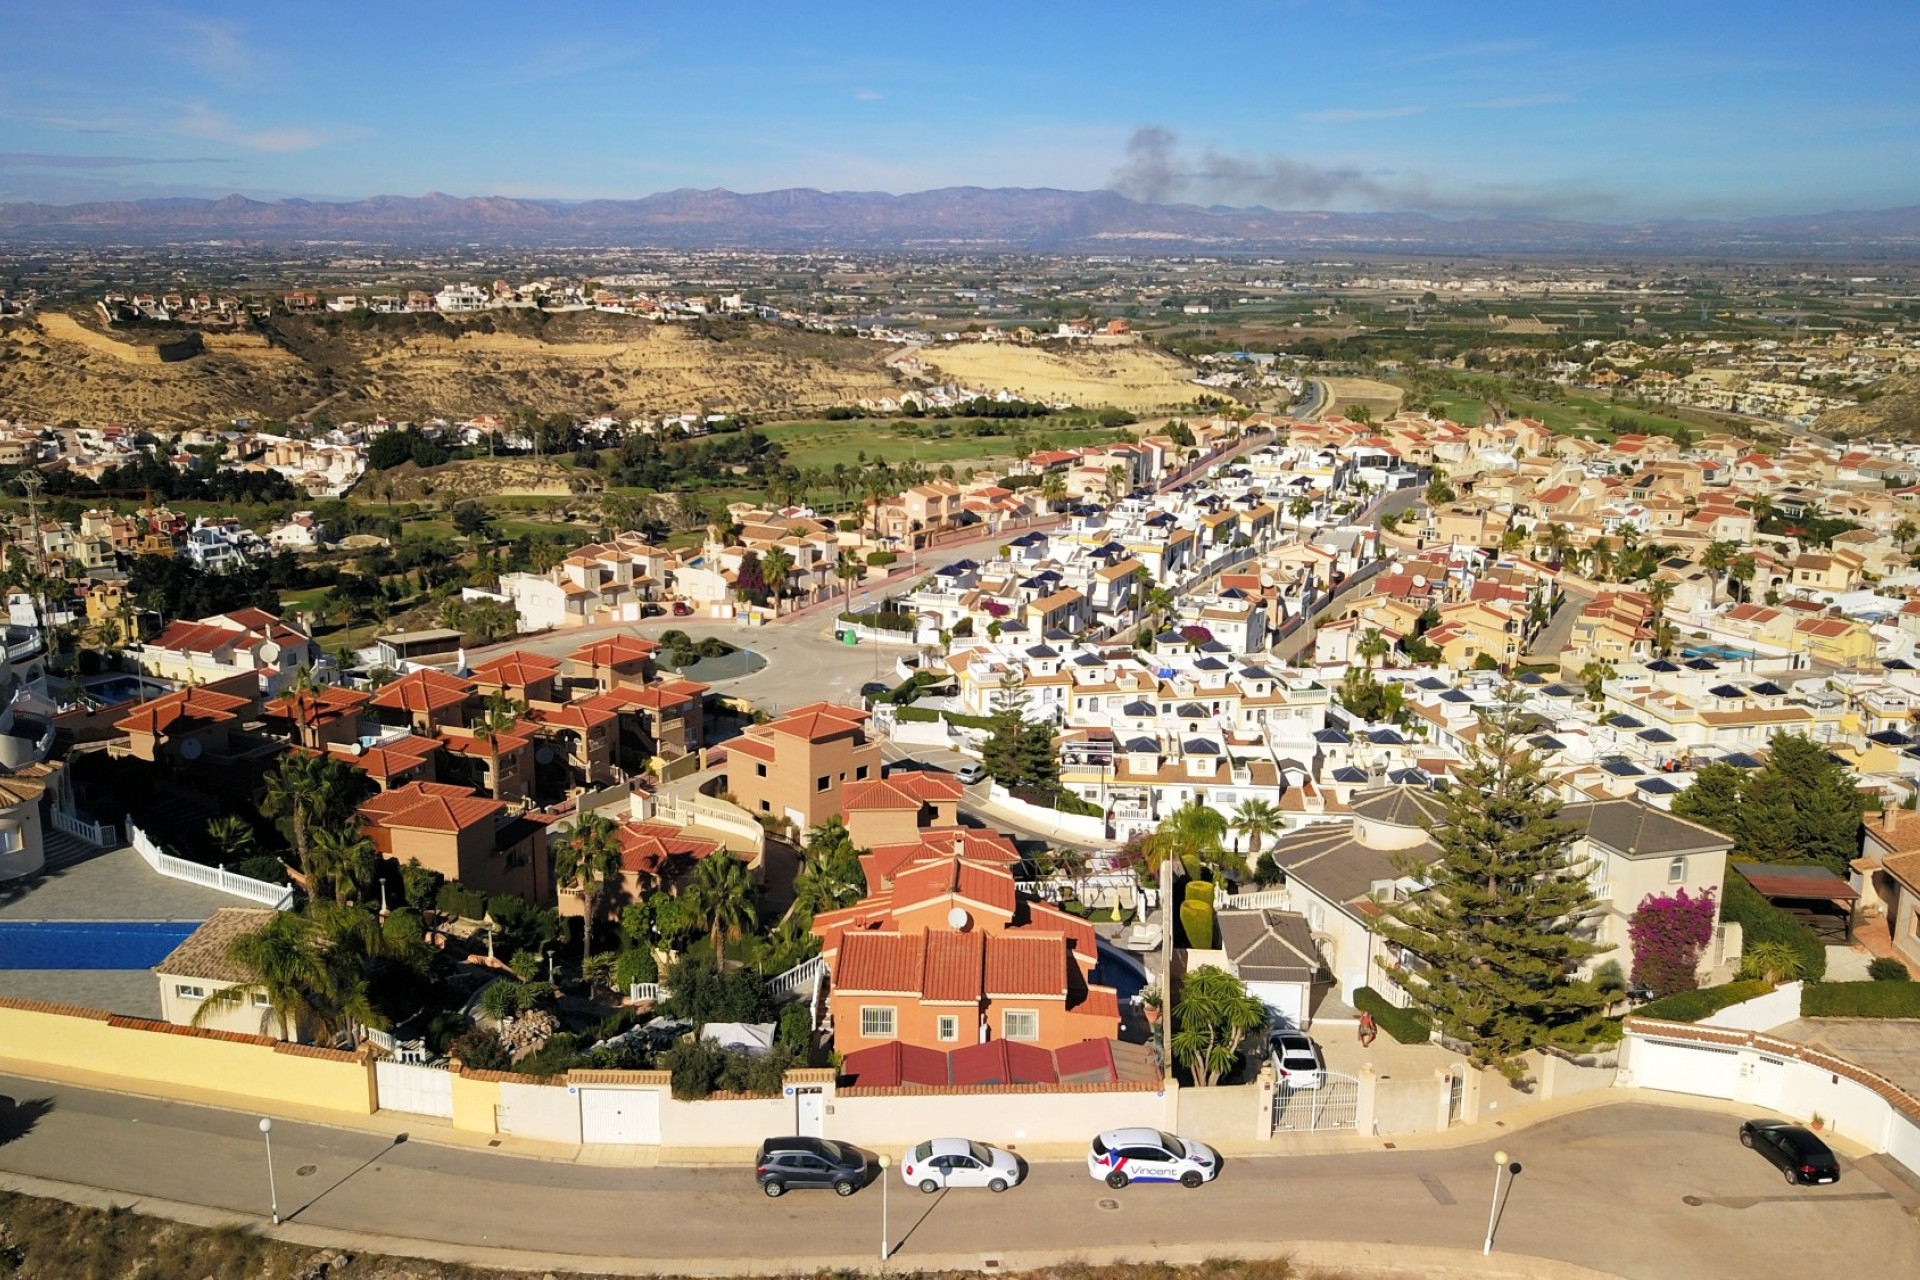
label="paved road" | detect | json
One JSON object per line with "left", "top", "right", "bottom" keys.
{"left": 1527, "top": 587, "right": 1595, "bottom": 661}
{"left": 881, "top": 741, "right": 1103, "bottom": 850}
{"left": 0, "top": 1075, "right": 1913, "bottom": 1277}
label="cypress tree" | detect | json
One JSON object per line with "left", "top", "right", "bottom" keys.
{"left": 1375, "top": 692, "right": 1608, "bottom": 1079}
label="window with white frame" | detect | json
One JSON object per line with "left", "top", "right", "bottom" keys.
{"left": 936, "top": 1015, "right": 959, "bottom": 1042}
{"left": 175, "top": 983, "right": 205, "bottom": 1000}
{"left": 1667, "top": 856, "right": 1686, "bottom": 884}
{"left": 1001, "top": 1009, "right": 1039, "bottom": 1041}
{"left": 859, "top": 1006, "right": 896, "bottom": 1039}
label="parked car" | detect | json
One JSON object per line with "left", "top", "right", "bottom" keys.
{"left": 955, "top": 761, "right": 986, "bottom": 786}
{"left": 1740, "top": 1120, "right": 1841, "bottom": 1185}
{"left": 1269, "top": 1031, "right": 1326, "bottom": 1090}
{"left": 671, "top": 601, "right": 694, "bottom": 617}
{"left": 755, "top": 1136, "right": 871, "bottom": 1197}
{"left": 899, "top": 1137, "right": 1023, "bottom": 1193}
{"left": 859, "top": 681, "right": 893, "bottom": 699}
{"left": 1086, "top": 1128, "right": 1220, "bottom": 1188}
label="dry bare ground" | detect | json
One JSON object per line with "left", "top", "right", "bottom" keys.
{"left": 918, "top": 342, "right": 1198, "bottom": 411}
{"left": 0, "top": 311, "right": 900, "bottom": 428}
{"left": 1314, "top": 376, "right": 1405, "bottom": 423}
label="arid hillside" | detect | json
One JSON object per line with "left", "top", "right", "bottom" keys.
{"left": 1817, "top": 373, "right": 1920, "bottom": 441}
{"left": 0, "top": 309, "right": 899, "bottom": 427}
{"left": 917, "top": 340, "right": 1198, "bottom": 410}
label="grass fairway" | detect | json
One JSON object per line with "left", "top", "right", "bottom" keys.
{"left": 760, "top": 418, "right": 1124, "bottom": 472}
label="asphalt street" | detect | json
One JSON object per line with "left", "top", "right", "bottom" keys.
{"left": 1, "top": 1074, "right": 1914, "bottom": 1277}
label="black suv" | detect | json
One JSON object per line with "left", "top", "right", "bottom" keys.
{"left": 755, "top": 1136, "right": 871, "bottom": 1197}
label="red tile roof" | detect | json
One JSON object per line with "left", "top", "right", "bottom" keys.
{"left": 613, "top": 820, "right": 720, "bottom": 876}
{"left": 838, "top": 1041, "right": 952, "bottom": 1088}
{"left": 842, "top": 770, "right": 964, "bottom": 813}
{"left": 471, "top": 651, "right": 562, "bottom": 686}
{"left": 836, "top": 932, "right": 923, "bottom": 993}
{"left": 768, "top": 702, "right": 869, "bottom": 742}
{"left": 115, "top": 687, "right": 251, "bottom": 736}
{"left": 948, "top": 1039, "right": 1057, "bottom": 1087}
{"left": 568, "top": 634, "right": 659, "bottom": 666}
{"left": 324, "top": 733, "right": 438, "bottom": 780}
{"left": 984, "top": 933, "right": 1067, "bottom": 998}
{"left": 358, "top": 781, "right": 501, "bottom": 833}
{"left": 370, "top": 668, "right": 473, "bottom": 713}
{"left": 920, "top": 930, "right": 985, "bottom": 1002}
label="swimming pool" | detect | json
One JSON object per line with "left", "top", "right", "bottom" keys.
{"left": 0, "top": 921, "right": 198, "bottom": 969}
{"left": 1682, "top": 644, "right": 1759, "bottom": 661}
{"left": 83, "top": 675, "right": 170, "bottom": 706}
{"left": 1094, "top": 942, "right": 1149, "bottom": 1003}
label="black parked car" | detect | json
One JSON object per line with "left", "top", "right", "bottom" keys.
{"left": 755, "top": 1136, "right": 871, "bottom": 1197}
{"left": 1740, "top": 1120, "right": 1841, "bottom": 1185}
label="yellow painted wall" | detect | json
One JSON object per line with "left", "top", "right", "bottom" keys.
{"left": 450, "top": 1066, "right": 503, "bottom": 1134}
{"left": 0, "top": 1000, "right": 375, "bottom": 1115}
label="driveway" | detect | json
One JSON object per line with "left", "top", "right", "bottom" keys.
{"left": 0, "top": 1075, "right": 1913, "bottom": 1278}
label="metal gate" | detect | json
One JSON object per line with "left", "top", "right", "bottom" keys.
{"left": 375, "top": 1059, "right": 453, "bottom": 1118}
{"left": 1446, "top": 1069, "right": 1466, "bottom": 1126}
{"left": 1272, "top": 1070, "right": 1360, "bottom": 1134}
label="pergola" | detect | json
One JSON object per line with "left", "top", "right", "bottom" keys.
{"left": 1733, "top": 862, "right": 1860, "bottom": 943}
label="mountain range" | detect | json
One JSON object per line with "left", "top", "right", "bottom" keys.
{"left": 3, "top": 187, "right": 1918, "bottom": 254}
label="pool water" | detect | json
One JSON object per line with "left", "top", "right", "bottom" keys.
{"left": 84, "top": 676, "right": 167, "bottom": 706}
{"left": 0, "top": 921, "right": 198, "bottom": 969}
{"left": 1093, "top": 944, "right": 1148, "bottom": 1002}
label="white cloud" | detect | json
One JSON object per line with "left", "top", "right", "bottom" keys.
{"left": 854, "top": 89, "right": 884, "bottom": 102}
{"left": 1296, "top": 105, "right": 1428, "bottom": 123}
{"left": 173, "top": 104, "right": 331, "bottom": 152}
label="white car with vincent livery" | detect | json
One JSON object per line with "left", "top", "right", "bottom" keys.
{"left": 1086, "top": 1127, "right": 1221, "bottom": 1188}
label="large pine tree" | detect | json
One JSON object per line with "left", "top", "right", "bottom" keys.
{"left": 1376, "top": 693, "right": 1607, "bottom": 1079}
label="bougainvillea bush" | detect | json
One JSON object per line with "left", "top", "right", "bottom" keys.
{"left": 1628, "top": 888, "right": 1719, "bottom": 997}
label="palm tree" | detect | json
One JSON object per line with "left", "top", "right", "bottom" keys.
{"left": 1231, "top": 798, "right": 1283, "bottom": 857}
{"left": 1040, "top": 470, "right": 1068, "bottom": 512}
{"left": 1356, "top": 627, "right": 1390, "bottom": 670}
{"left": 760, "top": 545, "right": 795, "bottom": 614}
{"left": 1288, "top": 496, "right": 1313, "bottom": 527}
{"left": 192, "top": 911, "right": 329, "bottom": 1041}
{"left": 310, "top": 821, "right": 380, "bottom": 906}
{"left": 1169, "top": 965, "right": 1268, "bottom": 1087}
{"left": 552, "top": 812, "right": 626, "bottom": 968}
{"left": 687, "top": 850, "right": 758, "bottom": 957}
{"left": 1728, "top": 552, "right": 1758, "bottom": 603}
{"left": 1897, "top": 518, "right": 1918, "bottom": 554}
{"left": 1143, "top": 799, "right": 1229, "bottom": 875}
{"left": 1700, "top": 539, "right": 1736, "bottom": 603}
{"left": 474, "top": 690, "right": 525, "bottom": 802}
{"left": 835, "top": 550, "right": 864, "bottom": 603}
{"left": 261, "top": 752, "right": 348, "bottom": 881}
{"left": 206, "top": 814, "right": 255, "bottom": 865}
{"left": 1105, "top": 464, "right": 1130, "bottom": 500}
{"left": 1542, "top": 522, "right": 1573, "bottom": 567}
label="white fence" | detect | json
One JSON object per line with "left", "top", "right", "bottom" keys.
{"left": 628, "top": 982, "right": 669, "bottom": 1003}
{"left": 126, "top": 819, "right": 294, "bottom": 909}
{"left": 50, "top": 808, "right": 118, "bottom": 848}
{"left": 767, "top": 955, "right": 824, "bottom": 1001}
{"left": 1220, "top": 888, "right": 1291, "bottom": 912}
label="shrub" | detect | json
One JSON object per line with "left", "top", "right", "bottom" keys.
{"left": 1802, "top": 980, "right": 1920, "bottom": 1018}
{"left": 616, "top": 947, "right": 659, "bottom": 988}
{"left": 230, "top": 855, "right": 290, "bottom": 885}
{"left": 447, "top": 1026, "right": 510, "bottom": 1071}
{"left": 1721, "top": 874, "right": 1825, "bottom": 982}
{"left": 1184, "top": 881, "right": 1216, "bottom": 905}
{"left": 1353, "top": 987, "right": 1432, "bottom": 1044}
{"left": 865, "top": 551, "right": 897, "bottom": 567}
{"left": 1179, "top": 899, "right": 1215, "bottom": 949}
{"left": 1628, "top": 889, "right": 1718, "bottom": 998}
{"left": 1252, "top": 852, "right": 1284, "bottom": 887}
{"left": 436, "top": 880, "right": 489, "bottom": 921}
{"left": 1869, "top": 957, "right": 1911, "bottom": 982}
{"left": 1633, "top": 978, "right": 1773, "bottom": 1023}
{"left": 1739, "top": 940, "right": 1804, "bottom": 985}
{"left": 664, "top": 952, "right": 776, "bottom": 1026}
{"left": 513, "top": 1032, "right": 583, "bottom": 1078}
{"left": 777, "top": 1002, "right": 813, "bottom": 1057}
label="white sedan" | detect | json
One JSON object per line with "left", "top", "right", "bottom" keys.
{"left": 1086, "top": 1127, "right": 1221, "bottom": 1188}
{"left": 899, "top": 1137, "right": 1023, "bottom": 1193}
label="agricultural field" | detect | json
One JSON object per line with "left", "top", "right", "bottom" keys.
{"left": 917, "top": 340, "right": 1198, "bottom": 411}
{"left": 1316, "top": 376, "right": 1405, "bottom": 422}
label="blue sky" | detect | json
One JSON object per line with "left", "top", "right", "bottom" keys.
{"left": 3, "top": 1, "right": 1917, "bottom": 218}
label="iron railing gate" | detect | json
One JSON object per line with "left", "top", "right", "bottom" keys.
{"left": 1272, "top": 1070, "right": 1360, "bottom": 1134}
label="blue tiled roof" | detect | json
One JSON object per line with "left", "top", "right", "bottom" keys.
{"left": 1315, "top": 728, "right": 1351, "bottom": 744}
{"left": 1332, "top": 766, "right": 1370, "bottom": 783}
{"left": 1607, "top": 714, "right": 1644, "bottom": 729}
{"left": 1602, "top": 757, "right": 1645, "bottom": 777}
{"left": 1529, "top": 735, "right": 1567, "bottom": 751}
{"left": 1720, "top": 752, "right": 1764, "bottom": 769}
{"left": 1638, "top": 728, "right": 1678, "bottom": 744}
{"left": 1636, "top": 777, "right": 1680, "bottom": 795}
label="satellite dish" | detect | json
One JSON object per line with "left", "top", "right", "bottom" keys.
{"left": 180, "top": 737, "right": 202, "bottom": 761}
{"left": 947, "top": 906, "right": 971, "bottom": 931}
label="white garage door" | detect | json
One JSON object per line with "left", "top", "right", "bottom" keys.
{"left": 1633, "top": 1038, "right": 1743, "bottom": 1100}
{"left": 580, "top": 1088, "right": 661, "bottom": 1145}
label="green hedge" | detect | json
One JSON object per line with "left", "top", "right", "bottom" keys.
{"left": 1184, "top": 881, "right": 1216, "bottom": 905}
{"left": 1633, "top": 978, "right": 1773, "bottom": 1023}
{"left": 892, "top": 706, "right": 996, "bottom": 729}
{"left": 1179, "top": 899, "right": 1215, "bottom": 949}
{"left": 1353, "top": 987, "right": 1432, "bottom": 1044}
{"left": 1802, "top": 981, "right": 1920, "bottom": 1018}
{"left": 1722, "top": 874, "right": 1826, "bottom": 982}
{"left": 436, "top": 880, "right": 489, "bottom": 921}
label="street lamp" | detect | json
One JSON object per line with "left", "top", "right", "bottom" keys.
{"left": 1482, "top": 1148, "right": 1510, "bottom": 1256}
{"left": 545, "top": 947, "right": 557, "bottom": 985}
{"left": 877, "top": 1154, "right": 892, "bottom": 1260}
{"left": 259, "top": 1117, "right": 280, "bottom": 1225}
